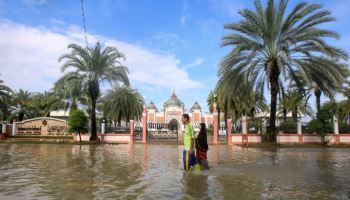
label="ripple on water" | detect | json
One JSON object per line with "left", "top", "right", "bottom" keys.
{"left": 0, "top": 144, "right": 350, "bottom": 199}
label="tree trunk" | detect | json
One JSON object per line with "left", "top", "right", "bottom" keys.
{"left": 19, "top": 113, "right": 24, "bottom": 121}
{"left": 89, "top": 97, "right": 98, "bottom": 141}
{"left": 268, "top": 61, "right": 280, "bottom": 142}
{"left": 292, "top": 107, "right": 298, "bottom": 122}
{"left": 315, "top": 87, "right": 321, "bottom": 113}
{"left": 224, "top": 102, "right": 228, "bottom": 130}
{"left": 89, "top": 80, "right": 100, "bottom": 141}
{"left": 71, "top": 98, "right": 78, "bottom": 111}
{"left": 283, "top": 108, "right": 287, "bottom": 122}
{"left": 79, "top": 132, "right": 82, "bottom": 143}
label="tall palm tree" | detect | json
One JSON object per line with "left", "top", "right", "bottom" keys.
{"left": 216, "top": 69, "right": 268, "bottom": 122}
{"left": 102, "top": 87, "right": 144, "bottom": 125}
{"left": 10, "top": 89, "right": 36, "bottom": 121}
{"left": 59, "top": 42, "right": 129, "bottom": 141}
{"left": 219, "top": 0, "right": 348, "bottom": 141}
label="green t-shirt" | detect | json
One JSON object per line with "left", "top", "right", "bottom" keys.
{"left": 184, "top": 123, "right": 195, "bottom": 150}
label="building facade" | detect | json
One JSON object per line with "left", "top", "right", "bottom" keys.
{"left": 147, "top": 92, "right": 215, "bottom": 131}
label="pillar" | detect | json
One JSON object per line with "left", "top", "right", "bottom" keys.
{"left": 242, "top": 114, "right": 247, "bottom": 134}
{"left": 1, "top": 122, "right": 6, "bottom": 134}
{"left": 297, "top": 119, "right": 302, "bottom": 134}
{"left": 142, "top": 105, "right": 147, "bottom": 144}
{"left": 129, "top": 119, "right": 134, "bottom": 144}
{"left": 101, "top": 120, "right": 106, "bottom": 134}
{"left": 242, "top": 114, "right": 248, "bottom": 144}
{"left": 334, "top": 115, "right": 339, "bottom": 134}
{"left": 334, "top": 115, "right": 340, "bottom": 144}
{"left": 12, "top": 119, "right": 16, "bottom": 136}
{"left": 213, "top": 102, "right": 218, "bottom": 145}
{"left": 297, "top": 118, "right": 303, "bottom": 144}
{"left": 227, "top": 119, "right": 232, "bottom": 145}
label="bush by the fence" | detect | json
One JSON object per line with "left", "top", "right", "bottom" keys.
{"left": 279, "top": 120, "right": 297, "bottom": 133}
{"left": 339, "top": 122, "right": 350, "bottom": 134}
{"left": 306, "top": 119, "right": 333, "bottom": 134}
{"left": 248, "top": 120, "right": 262, "bottom": 134}
{"left": 306, "top": 119, "right": 323, "bottom": 134}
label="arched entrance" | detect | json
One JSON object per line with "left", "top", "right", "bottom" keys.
{"left": 168, "top": 119, "right": 179, "bottom": 131}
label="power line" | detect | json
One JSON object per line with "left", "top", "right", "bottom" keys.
{"left": 80, "top": 0, "right": 88, "bottom": 48}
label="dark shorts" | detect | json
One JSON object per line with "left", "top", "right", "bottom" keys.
{"left": 183, "top": 150, "right": 197, "bottom": 170}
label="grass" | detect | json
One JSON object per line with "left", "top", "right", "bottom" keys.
{"left": 0, "top": 140, "right": 101, "bottom": 145}
{"left": 240, "top": 143, "right": 350, "bottom": 148}
{"left": 9, "top": 135, "right": 73, "bottom": 139}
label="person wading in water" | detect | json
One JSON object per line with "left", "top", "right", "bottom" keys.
{"left": 196, "top": 123, "right": 209, "bottom": 169}
{"left": 182, "top": 114, "right": 197, "bottom": 171}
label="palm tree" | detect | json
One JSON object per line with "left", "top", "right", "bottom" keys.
{"left": 278, "top": 90, "right": 313, "bottom": 122}
{"left": 54, "top": 74, "right": 87, "bottom": 112}
{"left": 219, "top": 0, "right": 348, "bottom": 141}
{"left": 0, "top": 79, "right": 12, "bottom": 121}
{"left": 207, "top": 90, "right": 221, "bottom": 126}
{"left": 58, "top": 42, "right": 129, "bottom": 141}
{"left": 10, "top": 89, "right": 36, "bottom": 121}
{"left": 33, "top": 91, "right": 66, "bottom": 117}
{"left": 216, "top": 69, "right": 268, "bottom": 135}
{"left": 102, "top": 87, "right": 144, "bottom": 125}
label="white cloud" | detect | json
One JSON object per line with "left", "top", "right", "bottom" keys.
{"left": 180, "top": 0, "right": 190, "bottom": 25}
{"left": 184, "top": 58, "right": 204, "bottom": 70}
{"left": 0, "top": 20, "right": 202, "bottom": 93}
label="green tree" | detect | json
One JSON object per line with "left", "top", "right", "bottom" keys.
{"left": 0, "top": 79, "right": 12, "bottom": 121}
{"left": 102, "top": 87, "right": 144, "bottom": 125}
{"left": 219, "top": 0, "right": 348, "bottom": 141}
{"left": 207, "top": 90, "right": 221, "bottom": 125}
{"left": 10, "top": 89, "right": 36, "bottom": 121}
{"left": 216, "top": 69, "right": 268, "bottom": 123}
{"left": 58, "top": 42, "right": 129, "bottom": 141}
{"left": 68, "top": 109, "right": 88, "bottom": 143}
{"left": 54, "top": 74, "right": 87, "bottom": 112}
{"left": 278, "top": 90, "right": 313, "bottom": 122}
{"left": 33, "top": 91, "right": 66, "bottom": 117}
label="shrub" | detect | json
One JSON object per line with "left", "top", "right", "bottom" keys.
{"left": 68, "top": 109, "right": 88, "bottom": 142}
{"left": 248, "top": 120, "right": 262, "bottom": 134}
{"left": 306, "top": 119, "right": 332, "bottom": 145}
{"left": 279, "top": 120, "right": 297, "bottom": 134}
{"left": 339, "top": 122, "right": 350, "bottom": 134}
{"left": 306, "top": 119, "right": 323, "bottom": 134}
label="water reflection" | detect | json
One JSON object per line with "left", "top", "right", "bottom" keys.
{"left": 0, "top": 144, "right": 350, "bottom": 199}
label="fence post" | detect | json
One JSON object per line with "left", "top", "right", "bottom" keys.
{"left": 297, "top": 118, "right": 303, "bottom": 144}
{"left": 142, "top": 105, "right": 147, "bottom": 144}
{"left": 213, "top": 102, "right": 218, "bottom": 145}
{"left": 101, "top": 119, "right": 106, "bottom": 135}
{"left": 334, "top": 115, "right": 340, "bottom": 144}
{"left": 227, "top": 119, "right": 232, "bottom": 145}
{"left": 297, "top": 119, "right": 302, "bottom": 134}
{"left": 130, "top": 119, "right": 134, "bottom": 144}
{"left": 12, "top": 119, "right": 16, "bottom": 136}
{"left": 1, "top": 122, "right": 6, "bottom": 134}
{"left": 242, "top": 114, "right": 248, "bottom": 144}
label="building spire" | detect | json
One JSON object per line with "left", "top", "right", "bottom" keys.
{"left": 171, "top": 90, "right": 177, "bottom": 98}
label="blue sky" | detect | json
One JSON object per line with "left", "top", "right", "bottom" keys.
{"left": 1, "top": 0, "right": 350, "bottom": 113}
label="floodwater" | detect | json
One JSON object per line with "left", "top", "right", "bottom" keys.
{"left": 0, "top": 144, "right": 350, "bottom": 200}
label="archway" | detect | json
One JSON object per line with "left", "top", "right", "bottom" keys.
{"left": 168, "top": 119, "right": 179, "bottom": 131}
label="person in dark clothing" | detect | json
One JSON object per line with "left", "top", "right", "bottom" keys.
{"left": 196, "top": 123, "right": 209, "bottom": 169}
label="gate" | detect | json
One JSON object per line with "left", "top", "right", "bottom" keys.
{"left": 147, "top": 122, "right": 179, "bottom": 142}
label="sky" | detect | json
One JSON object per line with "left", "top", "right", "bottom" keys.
{"left": 1, "top": 0, "right": 350, "bottom": 114}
